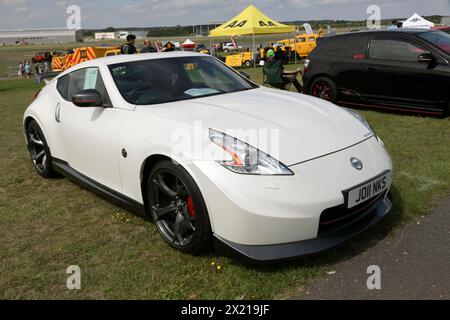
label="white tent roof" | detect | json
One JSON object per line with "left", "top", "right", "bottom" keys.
{"left": 403, "top": 13, "right": 435, "bottom": 29}
{"left": 182, "top": 39, "right": 196, "bottom": 45}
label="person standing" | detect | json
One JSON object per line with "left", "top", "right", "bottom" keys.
{"left": 24, "top": 61, "right": 31, "bottom": 79}
{"left": 121, "top": 35, "right": 137, "bottom": 54}
{"left": 35, "top": 63, "right": 41, "bottom": 75}
{"left": 18, "top": 62, "right": 24, "bottom": 78}
{"left": 43, "top": 61, "right": 49, "bottom": 73}
{"left": 140, "top": 39, "right": 157, "bottom": 53}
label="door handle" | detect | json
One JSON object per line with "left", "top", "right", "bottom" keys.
{"left": 367, "top": 66, "right": 378, "bottom": 72}
{"left": 55, "top": 103, "right": 61, "bottom": 123}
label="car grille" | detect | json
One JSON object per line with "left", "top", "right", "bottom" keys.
{"left": 318, "top": 191, "right": 387, "bottom": 236}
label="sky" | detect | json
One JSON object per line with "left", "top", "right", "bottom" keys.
{"left": 0, "top": 0, "right": 449, "bottom": 29}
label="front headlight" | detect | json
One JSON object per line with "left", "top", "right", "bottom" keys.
{"left": 344, "top": 108, "right": 376, "bottom": 136}
{"left": 209, "top": 129, "right": 293, "bottom": 175}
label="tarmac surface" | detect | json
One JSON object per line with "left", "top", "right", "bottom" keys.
{"left": 294, "top": 196, "right": 450, "bottom": 300}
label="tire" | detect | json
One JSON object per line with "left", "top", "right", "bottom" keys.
{"left": 147, "top": 160, "right": 212, "bottom": 255}
{"left": 25, "top": 120, "right": 56, "bottom": 178}
{"left": 309, "top": 77, "right": 338, "bottom": 103}
{"left": 244, "top": 60, "right": 252, "bottom": 67}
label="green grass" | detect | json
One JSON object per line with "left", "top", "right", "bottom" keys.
{"left": 0, "top": 77, "right": 449, "bottom": 300}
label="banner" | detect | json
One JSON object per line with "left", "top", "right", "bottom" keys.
{"left": 303, "top": 23, "right": 313, "bottom": 35}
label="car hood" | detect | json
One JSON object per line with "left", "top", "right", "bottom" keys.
{"left": 135, "top": 88, "right": 373, "bottom": 166}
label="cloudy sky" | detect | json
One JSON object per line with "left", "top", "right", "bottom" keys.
{"left": 0, "top": 0, "right": 449, "bottom": 29}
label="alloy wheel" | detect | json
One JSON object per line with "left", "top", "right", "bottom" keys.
{"left": 27, "top": 124, "right": 47, "bottom": 174}
{"left": 312, "top": 81, "right": 333, "bottom": 101}
{"left": 150, "top": 170, "right": 197, "bottom": 247}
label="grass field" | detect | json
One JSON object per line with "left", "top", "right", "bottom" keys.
{"left": 0, "top": 70, "right": 449, "bottom": 299}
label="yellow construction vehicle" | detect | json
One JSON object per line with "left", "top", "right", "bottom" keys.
{"left": 275, "top": 34, "right": 320, "bottom": 58}
{"left": 225, "top": 51, "right": 254, "bottom": 67}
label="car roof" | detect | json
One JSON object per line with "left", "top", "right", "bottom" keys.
{"left": 57, "top": 51, "right": 209, "bottom": 78}
{"left": 98, "top": 51, "right": 208, "bottom": 65}
{"left": 325, "top": 28, "right": 435, "bottom": 39}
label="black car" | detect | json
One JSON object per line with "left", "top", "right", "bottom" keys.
{"left": 303, "top": 29, "right": 450, "bottom": 115}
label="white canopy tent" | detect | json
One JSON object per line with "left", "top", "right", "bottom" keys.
{"left": 402, "top": 13, "right": 435, "bottom": 29}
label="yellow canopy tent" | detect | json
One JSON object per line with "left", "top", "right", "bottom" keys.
{"left": 209, "top": 4, "right": 296, "bottom": 67}
{"left": 210, "top": 4, "right": 295, "bottom": 36}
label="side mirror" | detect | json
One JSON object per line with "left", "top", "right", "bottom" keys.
{"left": 417, "top": 53, "right": 434, "bottom": 63}
{"left": 72, "top": 89, "right": 103, "bottom": 107}
{"left": 240, "top": 71, "right": 250, "bottom": 79}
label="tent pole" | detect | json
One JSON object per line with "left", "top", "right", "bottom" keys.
{"left": 288, "top": 32, "right": 291, "bottom": 64}
{"left": 253, "top": 33, "right": 256, "bottom": 68}
{"left": 294, "top": 28, "right": 297, "bottom": 65}
{"left": 209, "top": 36, "right": 213, "bottom": 54}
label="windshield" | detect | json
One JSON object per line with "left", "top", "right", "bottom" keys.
{"left": 109, "top": 56, "right": 257, "bottom": 105}
{"left": 418, "top": 31, "right": 450, "bottom": 55}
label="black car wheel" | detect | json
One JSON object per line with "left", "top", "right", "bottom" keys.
{"left": 147, "top": 160, "right": 212, "bottom": 254}
{"left": 26, "top": 120, "right": 56, "bottom": 178}
{"left": 310, "top": 77, "right": 338, "bottom": 103}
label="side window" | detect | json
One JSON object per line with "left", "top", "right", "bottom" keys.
{"left": 67, "top": 68, "right": 112, "bottom": 106}
{"left": 322, "top": 36, "right": 368, "bottom": 59}
{"left": 67, "top": 68, "right": 87, "bottom": 98}
{"left": 299, "top": 38, "right": 306, "bottom": 43}
{"left": 369, "top": 39, "right": 428, "bottom": 62}
{"left": 56, "top": 74, "right": 70, "bottom": 99}
{"left": 309, "top": 37, "right": 316, "bottom": 43}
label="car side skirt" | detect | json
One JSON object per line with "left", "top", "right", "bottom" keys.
{"left": 52, "top": 158, "right": 146, "bottom": 217}
{"left": 339, "top": 100, "right": 444, "bottom": 116}
{"left": 214, "top": 197, "right": 392, "bottom": 263}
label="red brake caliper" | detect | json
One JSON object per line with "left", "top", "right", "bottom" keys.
{"left": 187, "top": 196, "right": 196, "bottom": 218}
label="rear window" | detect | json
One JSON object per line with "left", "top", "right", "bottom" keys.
{"left": 314, "top": 35, "right": 368, "bottom": 58}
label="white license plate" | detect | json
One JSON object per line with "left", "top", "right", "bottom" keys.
{"left": 347, "top": 171, "right": 391, "bottom": 209}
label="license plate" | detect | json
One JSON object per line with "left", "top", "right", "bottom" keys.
{"left": 346, "top": 171, "right": 391, "bottom": 209}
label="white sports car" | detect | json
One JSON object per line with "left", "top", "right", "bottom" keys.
{"left": 24, "top": 52, "right": 393, "bottom": 262}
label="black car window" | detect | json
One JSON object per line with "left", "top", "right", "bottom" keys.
{"left": 56, "top": 74, "right": 70, "bottom": 99}
{"left": 369, "top": 39, "right": 428, "bottom": 62}
{"left": 316, "top": 35, "right": 367, "bottom": 58}
{"left": 66, "top": 67, "right": 112, "bottom": 106}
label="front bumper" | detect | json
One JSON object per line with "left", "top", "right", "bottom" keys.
{"left": 188, "top": 136, "right": 393, "bottom": 261}
{"left": 214, "top": 196, "right": 392, "bottom": 263}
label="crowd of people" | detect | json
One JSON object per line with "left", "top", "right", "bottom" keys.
{"left": 18, "top": 60, "right": 50, "bottom": 78}
{"left": 120, "top": 34, "right": 176, "bottom": 54}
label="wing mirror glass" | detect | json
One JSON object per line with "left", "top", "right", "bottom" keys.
{"left": 72, "top": 89, "right": 103, "bottom": 107}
